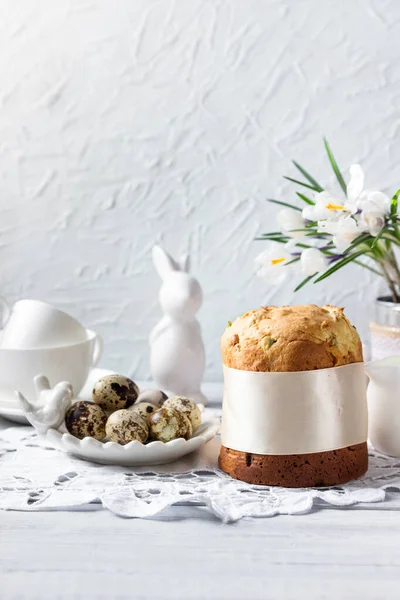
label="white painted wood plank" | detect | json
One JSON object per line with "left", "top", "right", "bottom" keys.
{"left": 1, "top": 509, "right": 400, "bottom": 600}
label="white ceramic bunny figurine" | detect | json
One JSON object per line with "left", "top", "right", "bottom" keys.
{"left": 16, "top": 375, "right": 73, "bottom": 434}
{"left": 150, "top": 245, "right": 207, "bottom": 405}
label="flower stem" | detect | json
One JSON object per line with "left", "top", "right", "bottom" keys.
{"left": 380, "top": 261, "right": 400, "bottom": 302}
{"left": 387, "top": 248, "right": 400, "bottom": 285}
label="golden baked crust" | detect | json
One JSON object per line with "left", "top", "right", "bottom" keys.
{"left": 221, "top": 304, "right": 362, "bottom": 372}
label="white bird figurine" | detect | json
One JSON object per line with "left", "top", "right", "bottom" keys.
{"left": 16, "top": 375, "right": 73, "bottom": 434}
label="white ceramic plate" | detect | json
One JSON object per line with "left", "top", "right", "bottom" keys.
{"left": 0, "top": 367, "right": 116, "bottom": 424}
{"left": 40, "top": 411, "right": 219, "bottom": 466}
{"left": 0, "top": 404, "right": 28, "bottom": 424}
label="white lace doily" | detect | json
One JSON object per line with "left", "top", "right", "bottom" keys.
{"left": 1, "top": 426, "right": 400, "bottom": 523}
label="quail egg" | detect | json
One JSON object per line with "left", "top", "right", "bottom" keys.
{"left": 65, "top": 401, "right": 107, "bottom": 440}
{"left": 163, "top": 396, "right": 201, "bottom": 431}
{"left": 149, "top": 407, "right": 192, "bottom": 443}
{"left": 137, "top": 389, "right": 168, "bottom": 408}
{"left": 106, "top": 409, "right": 148, "bottom": 445}
{"left": 129, "top": 402, "right": 158, "bottom": 424}
{"left": 92, "top": 374, "right": 139, "bottom": 411}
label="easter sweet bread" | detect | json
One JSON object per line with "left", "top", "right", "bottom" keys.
{"left": 221, "top": 304, "right": 363, "bottom": 372}
{"left": 219, "top": 304, "right": 368, "bottom": 487}
{"left": 219, "top": 443, "right": 368, "bottom": 487}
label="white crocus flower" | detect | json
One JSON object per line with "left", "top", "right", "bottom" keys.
{"left": 302, "top": 191, "right": 345, "bottom": 222}
{"left": 345, "top": 164, "right": 364, "bottom": 213}
{"left": 359, "top": 191, "right": 391, "bottom": 236}
{"left": 255, "top": 243, "right": 292, "bottom": 284}
{"left": 313, "top": 165, "right": 390, "bottom": 249}
{"left": 302, "top": 164, "right": 390, "bottom": 241}
{"left": 284, "top": 237, "right": 318, "bottom": 252}
{"left": 318, "top": 216, "right": 364, "bottom": 251}
{"left": 300, "top": 248, "right": 328, "bottom": 275}
{"left": 276, "top": 208, "right": 306, "bottom": 240}
{"left": 284, "top": 238, "right": 298, "bottom": 251}
{"left": 345, "top": 164, "right": 390, "bottom": 235}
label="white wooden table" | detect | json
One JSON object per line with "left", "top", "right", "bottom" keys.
{"left": 2, "top": 500, "right": 400, "bottom": 600}
{"left": 1, "top": 391, "right": 400, "bottom": 599}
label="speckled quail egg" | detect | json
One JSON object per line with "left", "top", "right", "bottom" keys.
{"left": 65, "top": 401, "right": 107, "bottom": 440}
{"left": 163, "top": 396, "right": 201, "bottom": 431}
{"left": 106, "top": 409, "right": 148, "bottom": 445}
{"left": 92, "top": 374, "right": 139, "bottom": 412}
{"left": 129, "top": 402, "right": 158, "bottom": 424}
{"left": 137, "top": 388, "right": 168, "bottom": 408}
{"left": 149, "top": 407, "right": 192, "bottom": 443}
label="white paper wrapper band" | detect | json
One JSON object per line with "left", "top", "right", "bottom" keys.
{"left": 221, "top": 363, "right": 368, "bottom": 455}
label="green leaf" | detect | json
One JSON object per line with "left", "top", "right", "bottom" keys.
{"left": 283, "top": 176, "right": 319, "bottom": 192}
{"left": 388, "top": 190, "right": 400, "bottom": 239}
{"left": 292, "top": 161, "right": 324, "bottom": 192}
{"left": 256, "top": 232, "right": 289, "bottom": 239}
{"left": 323, "top": 138, "right": 347, "bottom": 194}
{"left": 390, "top": 188, "right": 400, "bottom": 216}
{"left": 296, "top": 192, "right": 315, "bottom": 206}
{"left": 371, "top": 226, "right": 390, "bottom": 248}
{"left": 295, "top": 242, "right": 316, "bottom": 249}
{"left": 294, "top": 273, "right": 317, "bottom": 292}
{"left": 379, "top": 233, "right": 400, "bottom": 248}
{"left": 267, "top": 198, "right": 302, "bottom": 212}
{"left": 314, "top": 250, "right": 366, "bottom": 283}
{"left": 343, "top": 233, "right": 372, "bottom": 254}
{"left": 286, "top": 228, "right": 318, "bottom": 233}
{"left": 304, "top": 231, "right": 330, "bottom": 237}
{"left": 285, "top": 257, "right": 301, "bottom": 266}
{"left": 256, "top": 231, "right": 286, "bottom": 237}
{"left": 254, "top": 237, "right": 288, "bottom": 243}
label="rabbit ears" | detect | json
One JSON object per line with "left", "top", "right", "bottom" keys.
{"left": 152, "top": 245, "right": 190, "bottom": 279}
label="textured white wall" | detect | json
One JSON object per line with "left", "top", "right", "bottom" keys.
{"left": 0, "top": 0, "right": 399, "bottom": 380}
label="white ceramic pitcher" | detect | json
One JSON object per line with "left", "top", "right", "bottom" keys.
{"left": 366, "top": 356, "right": 400, "bottom": 457}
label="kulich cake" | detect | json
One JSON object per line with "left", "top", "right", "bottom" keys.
{"left": 221, "top": 304, "right": 362, "bottom": 372}
{"left": 219, "top": 305, "right": 368, "bottom": 488}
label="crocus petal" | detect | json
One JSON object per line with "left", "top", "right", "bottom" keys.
{"left": 285, "top": 238, "right": 298, "bottom": 251}
{"left": 277, "top": 208, "right": 306, "bottom": 239}
{"left": 255, "top": 243, "right": 292, "bottom": 285}
{"left": 333, "top": 222, "right": 360, "bottom": 250}
{"left": 320, "top": 215, "right": 361, "bottom": 251}
{"left": 301, "top": 192, "right": 338, "bottom": 221}
{"left": 277, "top": 208, "right": 304, "bottom": 231}
{"left": 347, "top": 164, "right": 364, "bottom": 203}
{"left": 318, "top": 219, "right": 340, "bottom": 235}
{"left": 363, "top": 191, "right": 391, "bottom": 215}
{"left": 315, "top": 191, "right": 346, "bottom": 220}
{"left": 343, "top": 199, "right": 358, "bottom": 214}
{"left": 254, "top": 249, "right": 270, "bottom": 267}
{"left": 332, "top": 235, "right": 352, "bottom": 251}
{"left": 300, "top": 248, "right": 327, "bottom": 275}
{"left": 363, "top": 212, "right": 385, "bottom": 237}
{"left": 339, "top": 216, "right": 360, "bottom": 233}
{"left": 302, "top": 205, "right": 316, "bottom": 221}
